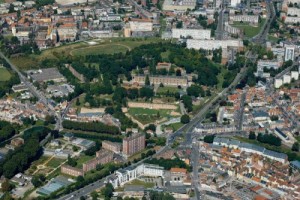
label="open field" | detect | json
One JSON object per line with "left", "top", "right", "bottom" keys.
{"left": 0, "top": 68, "right": 11, "bottom": 81}
{"left": 156, "top": 86, "right": 180, "bottom": 94}
{"left": 76, "top": 155, "right": 93, "bottom": 168}
{"left": 46, "top": 158, "right": 66, "bottom": 168}
{"left": 128, "top": 107, "right": 172, "bottom": 124}
{"left": 163, "top": 122, "right": 183, "bottom": 132}
{"left": 232, "top": 19, "right": 266, "bottom": 38}
{"left": 11, "top": 38, "right": 163, "bottom": 70}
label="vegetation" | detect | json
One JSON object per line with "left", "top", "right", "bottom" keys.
{"left": 145, "top": 158, "right": 192, "bottom": 171}
{"left": 62, "top": 120, "right": 120, "bottom": 135}
{"left": 180, "top": 114, "right": 190, "bottom": 124}
{"left": 0, "top": 68, "right": 11, "bottom": 82}
{"left": 203, "top": 135, "right": 215, "bottom": 143}
{"left": 257, "top": 133, "right": 281, "bottom": 146}
{"left": 0, "top": 121, "right": 18, "bottom": 143}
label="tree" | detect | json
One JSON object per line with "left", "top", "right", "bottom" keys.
{"left": 45, "top": 115, "right": 56, "bottom": 124}
{"left": 187, "top": 85, "right": 204, "bottom": 97}
{"left": 101, "top": 183, "right": 114, "bottom": 198}
{"left": 204, "top": 135, "right": 215, "bottom": 143}
{"left": 249, "top": 132, "right": 256, "bottom": 140}
{"left": 67, "top": 155, "right": 77, "bottom": 167}
{"left": 181, "top": 95, "right": 193, "bottom": 112}
{"left": 292, "top": 142, "right": 299, "bottom": 152}
{"left": 91, "top": 191, "right": 99, "bottom": 200}
{"left": 176, "top": 69, "right": 181, "bottom": 76}
{"left": 1, "top": 179, "right": 13, "bottom": 192}
{"left": 180, "top": 114, "right": 190, "bottom": 124}
{"left": 31, "top": 174, "right": 45, "bottom": 188}
{"left": 145, "top": 75, "right": 150, "bottom": 86}
{"left": 105, "top": 107, "right": 115, "bottom": 115}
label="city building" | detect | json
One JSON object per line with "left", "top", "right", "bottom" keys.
{"left": 213, "top": 137, "right": 288, "bottom": 163}
{"left": 82, "top": 149, "right": 113, "bottom": 172}
{"left": 283, "top": 74, "right": 291, "bottom": 84}
{"left": 10, "top": 137, "right": 24, "bottom": 147}
{"left": 230, "top": 0, "right": 241, "bottom": 7}
{"left": 169, "top": 168, "right": 188, "bottom": 185}
{"left": 163, "top": 0, "right": 197, "bottom": 11}
{"left": 230, "top": 15, "right": 259, "bottom": 24}
{"left": 275, "top": 79, "right": 283, "bottom": 88}
{"left": 171, "top": 28, "right": 211, "bottom": 39}
{"left": 61, "top": 165, "right": 84, "bottom": 177}
{"left": 186, "top": 39, "right": 244, "bottom": 51}
{"left": 131, "top": 75, "right": 188, "bottom": 87}
{"left": 26, "top": 68, "right": 66, "bottom": 83}
{"left": 284, "top": 45, "right": 295, "bottom": 61}
{"left": 102, "top": 140, "right": 122, "bottom": 153}
{"left": 123, "top": 133, "right": 145, "bottom": 157}
{"left": 257, "top": 60, "right": 282, "bottom": 71}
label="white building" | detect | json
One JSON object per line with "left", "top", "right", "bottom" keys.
{"left": 291, "top": 71, "right": 299, "bottom": 80}
{"left": 109, "top": 163, "right": 164, "bottom": 188}
{"left": 186, "top": 39, "right": 243, "bottom": 51}
{"left": 285, "top": 45, "right": 295, "bottom": 61}
{"left": 283, "top": 74, "right": 291, "bottom": 84}
{"left": 230, "top": 15, "right": 259, "bottom": 24}
{"left": 230, "top": 0, "right": 241, "bottom": 7}
{"left": 275, "top": 79, "right": 283, "bottom": 88}
{"left": 163, "top": 0, "right": 197, "bottom": 11}
{"left": 284, "top": 16, "right": 300, "bottom": 23}
{"left": 172, "top": 28, "right": 211, "bottom": 39}
{"left": 257, "top": 60, "right": 282, "bottom": 70}
{"left": 129, "top": 20, "right": 153, "bottom": 32}
{"left": 287, "top": 7, "right": 300, "bottom": 16}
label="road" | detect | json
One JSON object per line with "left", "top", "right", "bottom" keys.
{"left": 191, "top": 141, "right": 201, "bottom": 200}
{"left": 0, "top": 52, "right": 63, "bottom": 131}
{"left": 252, "top": 0, "right": 275, "bottom": 44}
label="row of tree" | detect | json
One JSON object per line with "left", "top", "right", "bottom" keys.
{"left": 62, "top": 120, "right": 120, "bottom": 135}
{"left": 0, "top": 121, "right": 18, "bottom": 143}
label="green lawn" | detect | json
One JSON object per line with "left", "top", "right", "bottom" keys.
{"left": 128, "top": 107, "right": 172, "bottom": 124}
{"left": 157, "top": 86, "right": 180, "bottom": 94}
{"left": 76, "top": 155, "right": 94, "bottom": 168}
{"left": 232, "top": 19, "right": 266, "bottom": 38}
{"left": 72, "top": 44, "right": 130, "bottom": 56}
{"left": 46, "top": 158, "right": 66, "bottom": 168}
{"left": 0, "top": 68, "right": 11, "bottom": 81}
{"left": 163, "top": 122, "right": 184, "bottom": 132}
{"left": 11, "top": 38, "right": 163, "bottom": 70}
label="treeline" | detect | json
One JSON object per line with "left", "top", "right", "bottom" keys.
{"left": 62, "top": 120, "right": 120, "bottom": 135}
{"left": 257, "top": 133, "right": 281, "bottom": 146}
{"left": 145, "top": 157, "right": 192, "bottom": 172}
{"left": 0, "top": 58, "right": 21, "bottom": 98}
{"left": 0, "top": 121, "right": 18, "bottom": 143}
{"left": 63, "top": 132, "right": 123, "bottom": 143}
{"left": 0, "top": 129, "right": 48, "bottom": 178}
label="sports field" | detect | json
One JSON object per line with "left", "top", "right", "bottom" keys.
{"left": 0, "top": 68, "right": 11, "bottom": 81}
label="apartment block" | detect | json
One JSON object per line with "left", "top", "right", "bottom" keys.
{"left": 131, "top": 75, "right": 188, "bottom": 87}
{"left": 82, "top": 149, "right": 113, "bottom": 172}
{"left": 61, "top": 165, "right": 84, "bottom": 177}
{"left": 172, "top": 28, "right": 211, "bottom": 39}
{"left": 123, "top": 133, "right": 145, "bottom": 157}
{"left": 102, "top": 140, "right": 122, "bottom": 153}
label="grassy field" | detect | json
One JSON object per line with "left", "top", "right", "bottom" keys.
{"left": 46, "top": 158, "right": 66, "bottom": 168}
{"left": 10, "top": 38, "right": 163, "bottom": 70}
{"left": 232, "top": 19, "right": 266, "bottom": 38}
{"left": 76, "top": 155, "right": 94, "bottom": 168}
{"left": 128, "top": 107, "right": 171, "bottom": 124}
{"left": 0, "top": 68, "right": 11, "bottom": 81}
{"left": 125, "top": 179, "right": 155, "bottom": 188}
{"left": 163, "top": 122, "right": 184, "bottom": 132}
{"left": 157, "top": 86, "right": 180, "bottom": 94}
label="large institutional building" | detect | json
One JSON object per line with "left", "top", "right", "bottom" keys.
{"left": 82, "top": 149, "right": 113, "bottom": 172}
{"left": 131, "top": 75, "right": 189, "bottom": 87}
{"left": 163, "top": 0, "right": 197, "bottom": 11}
{"left": 186, "top": 39, "right": 244, "bottom": 51}
{"left": 171, "top": 28, "right": 211, "bottom": 39}
{"left": 123, "top": 133, "right": 145, "bottom": 157}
